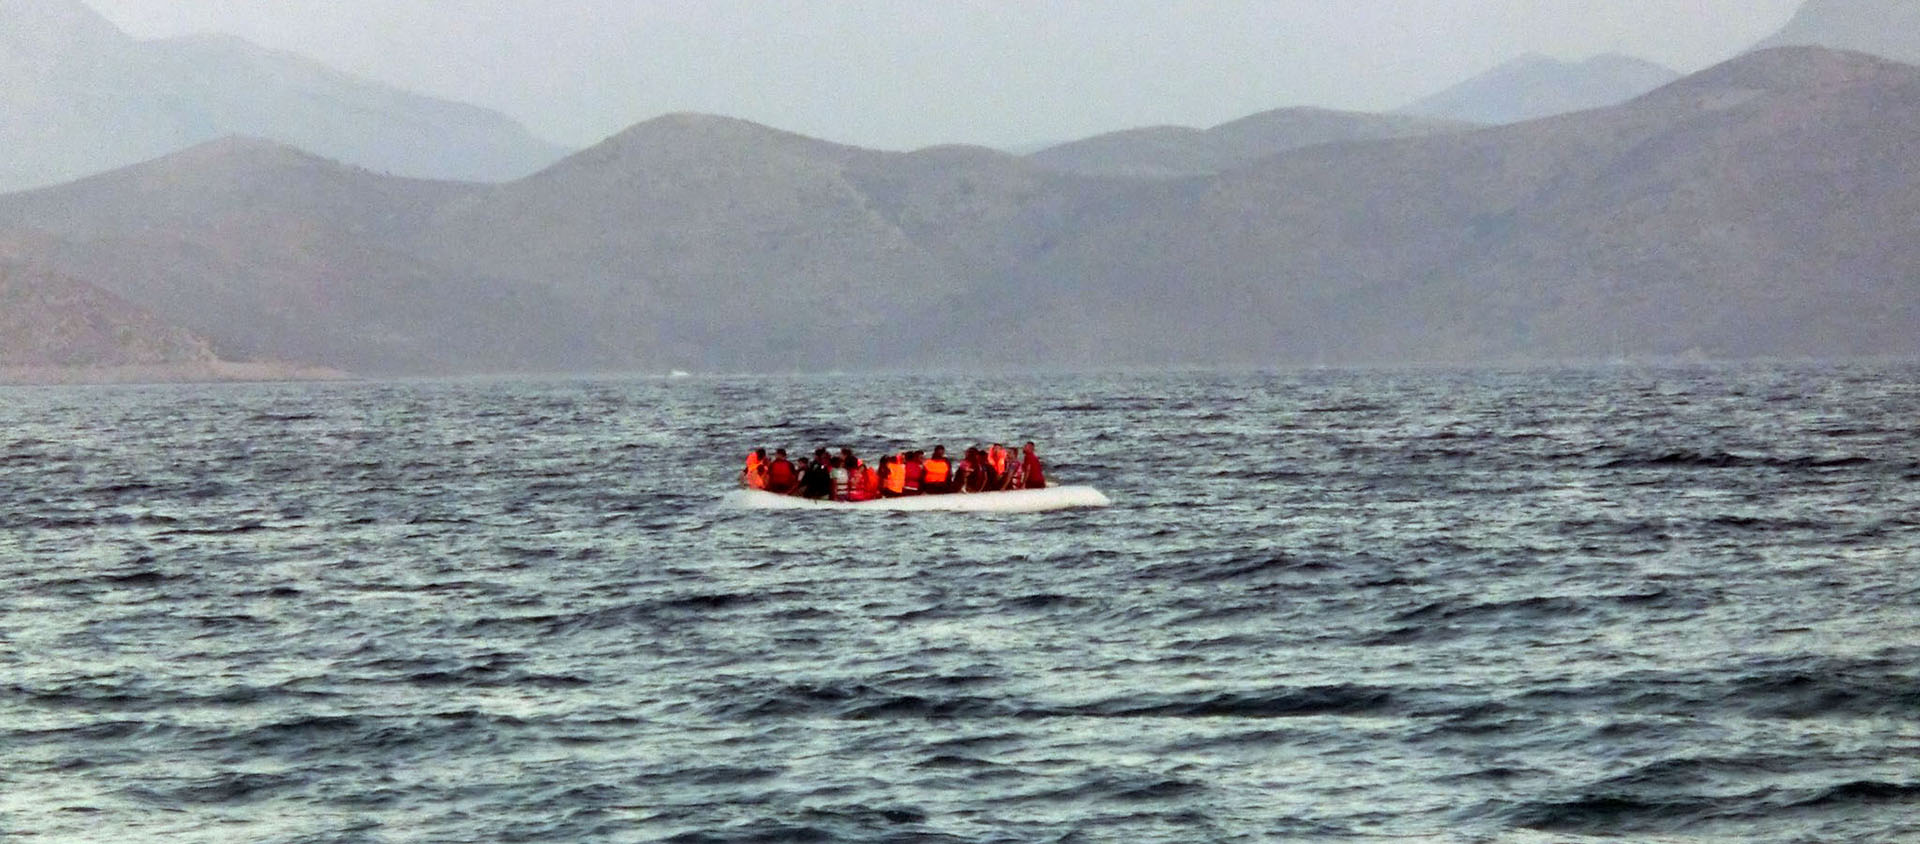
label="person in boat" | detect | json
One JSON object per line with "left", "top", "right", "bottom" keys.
{"left": 902, "top": 451, "right": 925, "bottom": 495}
{"left": 847, "top": 458, "right": 880, "bottom": 502}
{"left": 829, "top": 456, "right": 852, "bottom": 501}
{"left": 765, "top": 449, "right": 797, "bottom": 494}
{"left": 958, "top": 447, "right": 989, "bottom": 493}
{"left": 948, "top": 448, "right": 972, "bottom": 493}
{"left": 743, "top": 449, "right": 768, "bottom": 489}
{"left": 990, "top": 445, "right": 1021, "bottom": 491}
{"left": 1005, "top": 447, "right": 1026, "bottom": 490}
{"left": 922, "top": 445, "right": 953, "bottom": 494}
{"left": 1019, "top": 441, "right": 1046, "bottom": 489}
{"left": 879, "top": 455, "right": 907, "bottom": 498}
{"left": 799, "top": 456, "right": 833, "bottom": 500}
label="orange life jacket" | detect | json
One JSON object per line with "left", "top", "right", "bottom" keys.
{"left": 987, "top": 447, "right": 1008, "bottom": 476}
{"left": 744, "top": 453, "right": 766, "bottom": 489}
{"left": 883, "top": 462, "right": 906, "bottom": 494}
{"left": 852, "top": 467, "right": 881, "bottom": 501}
{"left": 923, "top": 458, "right": 951, "bottom": 485}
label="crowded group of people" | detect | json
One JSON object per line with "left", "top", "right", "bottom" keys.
{"left": 741, "top": 442, "right": 1047, "bottom": 502}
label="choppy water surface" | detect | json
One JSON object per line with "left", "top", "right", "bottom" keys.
{"left": 3, "top": 364, "right": 1917, "bottom": 842}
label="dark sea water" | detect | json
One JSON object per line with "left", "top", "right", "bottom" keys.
{"left": 4, "top": 364, "right": 1918, "bottom": 843}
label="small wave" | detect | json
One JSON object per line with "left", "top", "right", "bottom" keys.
{"left": 1596, "top": 451, "right": 1875, "bottom": 470}
{"left": 1507, "top": 792, "right": 1721, "bottom": 833}
{"left": 661, "top": 805, "right": 938, "bottom": 843}
{"left": 1391, "top": 595, "right": 1586, "bottom": 624}
{"left": 98, "top": 568, "right": 172, "bottom": 586}
{"left": 1085, "top": 684, "right": 1396, "bottom": 718}
{"left": 1786, "top": 779, "right": 1920, "bottom": 810}
{"left": 662, "top": 591, "right": 772, "bottom": 612}
{"left": 155, "top": 522, "right": 271, "bottom": 536}
{"left": 136, "top": 771, "right": 307, "bottom": 806}
{"left": 1733, "top": 668, "right": 1920, "bottom": 719}
{"left": 1007, "top": 773, "right": 1207, "bottom": 804}
{"left": 1001, "top": 592, "right": 1090, "bottom": 611}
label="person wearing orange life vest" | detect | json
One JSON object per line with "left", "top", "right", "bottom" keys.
{"left": 765, "top": 449, "right": 797, "bottom": 494}
{"left": 922, "top": 445, "right": 953, "bottom": 494}
{"left": 849, "top": 459, "right": 881, "bottom": 502}
{"left": 902, "top": 451, "right": 925, "bottom": 495}
{"left": 986, "top": 444, "right": 1010, "bottom": 490}
{"left": 742, "top": 449, "right": 768, "bottom": 489}
{"left": 879, "top": 455, "right": 907, "bottom": 497}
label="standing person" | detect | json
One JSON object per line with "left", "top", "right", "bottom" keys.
{"left": 1020, "top": 441, "right": 1047, "bottom": 489}
{"left": 766, "top": 449, "right": 797, "bottom": 495}
{"left": 922, "top": 445, "right": 952, "bottom": 494}
{"left": 800, "top": 457, "right": 833, "bottom": 500}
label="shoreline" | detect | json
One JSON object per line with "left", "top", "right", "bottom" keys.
{"left": 0, "top": 361, "right": 352, "bottom": 386}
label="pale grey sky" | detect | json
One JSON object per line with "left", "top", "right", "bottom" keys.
{"left": 82, "top": 0, "right": 1806, "bottom": 150}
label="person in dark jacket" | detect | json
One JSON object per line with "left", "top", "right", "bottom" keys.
{"left": 799, "top": 457, "right": 833, "bottom": 500}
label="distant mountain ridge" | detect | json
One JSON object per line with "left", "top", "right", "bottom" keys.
{"left": 1752, "top": 0, "right": 1920, "bottom": 64}
{"left": 0, "top": 47, "right": 1915, "bottom": 376}
{"left": 1025, "top": 107, "right": 1474, "bottom": 178}
{"left": 1018, "top": 47, "right": 1920, "bottom": 365}
{"left": 1402, "top": 53, "right": 1682, "bottom": 124}
{"left": 0, "top": 0, "right": 567, "bottom": 192}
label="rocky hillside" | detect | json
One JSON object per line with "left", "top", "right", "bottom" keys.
{"left": 1402, "top": 54, "right": 1681, "bottom": 124}
{"left": 0, "top": 262, "right": 214, "bottom": 368}
{"left": 0, "top": 138, "right": 570, "bottom": 372}
{"left": 0, "top": 0, "right": 566, "bottom": 192}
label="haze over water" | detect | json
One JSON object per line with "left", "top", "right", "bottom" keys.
{"left": 4, "top": 363, "right": 1918, "bottom": 841}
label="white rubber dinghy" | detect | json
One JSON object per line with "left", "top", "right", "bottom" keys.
{"left": 724, "top": 486, "right": 1111, "bottom": 513}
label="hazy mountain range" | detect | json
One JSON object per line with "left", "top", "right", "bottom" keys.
{"left": 1755, "top": 0, "right": 1920, "bottom": 64}
{"left": 0, "top": 0, "right": 567, "bottom": 193}
{"left": 2, "top": 45, "right": 1915, "bottom": 378}
{"left": 1025, "top": 108, "right": 1474, "bottom": 178}
{"left": 1397, "top": 0, "right": 1920, "bottom": 126}
{"left": 3, "top": 0, "right": 1918, "bottom": 378}
{"left": 1399, "top": 54, "right": 1683, "bottom": 124}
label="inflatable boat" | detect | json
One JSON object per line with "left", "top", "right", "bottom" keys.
{"left": 724, "top": 486, "right": 1111, "bottom": 513}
